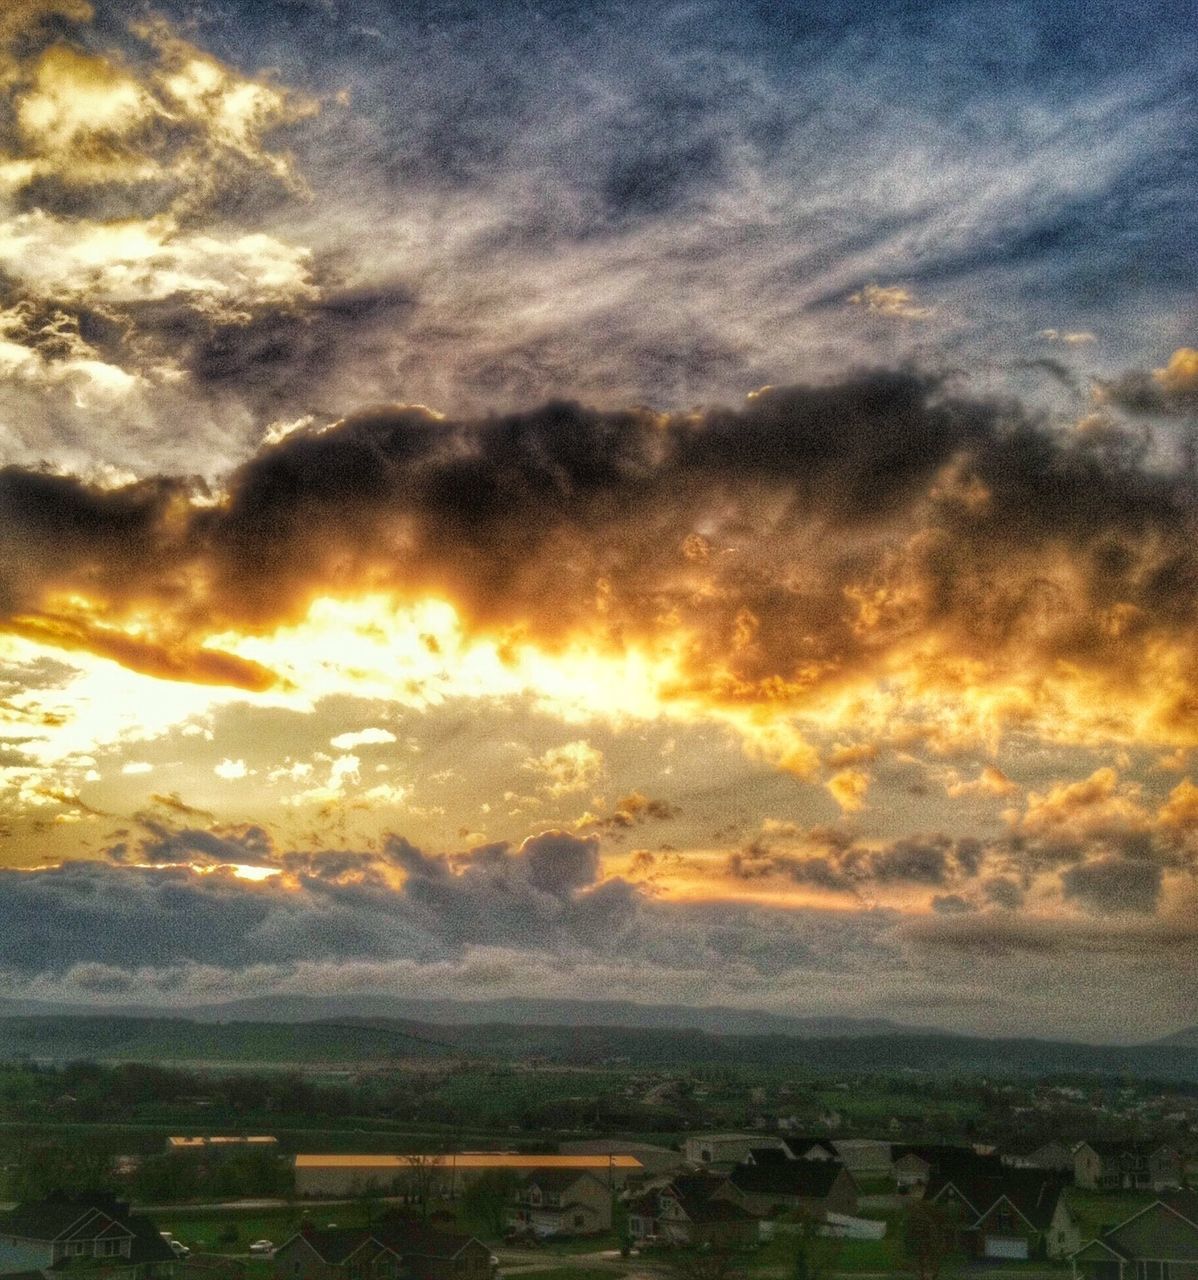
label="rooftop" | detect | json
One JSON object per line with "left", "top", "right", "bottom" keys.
{"left": 168, "top": 1136, "right": 278, "bottom": 1148}
{"left": 296, "top": 1153, "right": 643, "bottom": 1170}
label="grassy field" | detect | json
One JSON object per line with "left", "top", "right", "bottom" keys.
{"left": 751, "top": 1226, "right": 905, "bottom": 1276}
{"left": 154, "top": 1203, "right": 373, "bottom": 1252}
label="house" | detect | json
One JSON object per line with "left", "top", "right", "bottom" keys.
{"left": 830, "top": 1140, "right": 893, "bottom": 1178}
{"left": 715, "top": 1155, "right": 858, "bottom": 1218}
{"left": 1072, "top": 1191, "right": 1198, "bottom": 1280}
{"left": 166, "top": 1137, "right": 278, "bottom": 1154}
{"left": 1004, "top": 1140, "right": 1076, "bottom": 1173}
{"left": 627, "top": 1175, "right": 759, "bottom": 1248}
{"left": 1073, "top": 1142, "right": 1184, "bottom": 1192}
{"left": 294, "top": 1154, "right": 642, "bottom": 1198}
{"left": 891, "top": 1145, "right": 1003, "bottom": 1190}
{"left": 273, "top": 1224, "right": 491, "bottom": 1280}
{"left": 927, "top": 1172, "right": 1079, "bottom": 1260}
{"left": 508, "top": 1169, "right": 612, "bottom": 1237}
{"left": 273, "top": 1228, "right": 371, "bottom": 1280}
{"left": 683, "top": 1135, "right": 788, "bottom": 1167}
{"left": 765, "top": 1140, "right": 838, "bottom": 1163}
{"left": 0, "top": 1194, "right": 177, "bottom": 1280}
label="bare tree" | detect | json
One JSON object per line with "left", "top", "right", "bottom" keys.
{"left": 901, "top": 1200, "right": 959, "bottom": 1280}
{"left": 789, "top": 1209, "right": 843, "bottom": 1280}
{"left": 397, "top": 1155, "right": 442, "bottom": 1222}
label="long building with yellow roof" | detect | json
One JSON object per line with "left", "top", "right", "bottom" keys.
{"left": 294, "top": 1152, "right": 643, "bottom": 1197}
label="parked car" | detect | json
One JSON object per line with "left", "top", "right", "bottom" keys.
{"left": 169, "top": 1241, "right": 191, "bottom": 1259}
{"left": 249, "top": 1241, "right": 275, "bottom": 1255}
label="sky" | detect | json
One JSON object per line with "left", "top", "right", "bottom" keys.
{"left": 0, "top": 0, "right": 1196, "bottom": 1042}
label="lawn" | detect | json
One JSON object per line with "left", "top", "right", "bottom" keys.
{"left": 154, "top": 1202, "right": 374, "bottom": 1253}
{"left": 750, "top": 1227, "right": 905, "bottom": 1276}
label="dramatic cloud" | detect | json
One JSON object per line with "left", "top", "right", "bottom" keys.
{"left": 1102, "top": 349, "right": 1198, "bottom": 417}
{"left": 0, "top": 0, "right": 1196, "bottom": 1040}
{"left": 1061, "top": 855, "right": 1163, "bottom": 915}
{"left": 5, "top": 370, "right": 1198, "bottom": 779}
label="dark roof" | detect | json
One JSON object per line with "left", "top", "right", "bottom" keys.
{"left": 728, "top": 1159, "right": 844, "bottom": 1199}
{"left": 784, "top": 1139, "right": 839, "bottom": 1160}
{"left": 125, "top": 1216, "right": 179, "bottom": 1266}
{"left": 1159, "top": 1191, "right": 1198, "bottom": 1227}
{"left": 518, "top": 1169, "right": 600, "bottom": 1194}
{"left": 373, "top": 1225, "right": 481, "bottom": 1260}
{"left": 0, "top": 1196, "right": 174, "bottom": 1265}
{"left": 747, "top": 1148, "right": 795, "bottom": 1168}
{"left": 1, "top": 1201, "right": 114, "bottom": 1242}
{"left": 929, "top": 1172, "right": 1066, "bottom": 1231}
{"left": 1082, "top": 1141, "right": 1176, "bottom": 1159}
{"left": 894, "top": 1146, "right": 1003, "bottom": 1179}
{"left": 1072, "top": 1195, "right": 1198, "bottom": 1264}
{"left": 662, "top": 1176, "right": 754, "bottom": 1224}
{"left": 291, "top": 1229, "right": 373, "bottom": 1264}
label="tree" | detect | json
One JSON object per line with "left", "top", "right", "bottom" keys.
{"left": 901, "top": 1200, "right": 959, "bottom": 1280}
{"left": 789, "top": 1209, "right": 843, "bottom": 1280}
{"left": 459, "top": 1169, "right": 519, "bottom": 1239}
{"left": 397, "top": 1154, "right": 441, "bottom": 1221}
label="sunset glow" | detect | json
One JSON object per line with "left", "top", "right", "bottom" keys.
{"left": 0, "top": 0, "right": 1195, "bottom": 1041}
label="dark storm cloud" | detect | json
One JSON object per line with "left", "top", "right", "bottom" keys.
{"left": 902, "top": 908, "right": 1198, "bottom": 959}
{"left": 4, "top": 368, "right": 1198, "bottom": 729}
{"left": 1101, "top": 355, "right": 1198, "bottom": 418}
{"left": 931, "top": 894, "right": 976, "bottom": 915}
{"left": 135, "top": 285, "right": 416, "bottom": 411}
{"left": 0, "top": 826, "right": 898, "bottom": 987}
{"left": 983, "top": 876, "right": 1025, "bottom": 909}
{"left": 729, "top": 831, "right": 981, "bottom": 893}
{"left": 1060, "top": 856, "right": 1163, "bottom": 915}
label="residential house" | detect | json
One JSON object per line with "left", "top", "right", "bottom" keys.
{"left": 1073, "top": 1143, "right": 1184, "bottom": 1193}
{"left": 683, "top": 1135, "right": 787, "bottom": 1168}
{"left": 1004, "top": 1141, "right": 1077, "bottom": 1174}
{"left": 830, "top": 1140, "right": 893, "bottom": 1178}
{"left": 891, "top": 1145, "right": 1003, "bottom": 1190}
{"left": 273, "top": 1224, "right": 490, "bottom": 1280}
{"left": 715, "top": 1154, "right": 858, "bottom": 1219}
{"left": 1072, "top": 1191, "right": 1198, "bottom": 1280}
{"left": 927, "top": 1172, "right": 1079, "bottom": 1261}
{"left": 0, "top": 1194, "right": 176, "bottom": 1280}
{"left": 765, "top": 1140, "right": 838, "bottom": 1163}
{"left": 508, "top": 1170, "right": 611, "bottom": 1238}
{"left": 273, "top": 1229, "right": 369, "bottom": 1280}
{"left": 627, "top": 1175, "right": 759, "bottom": 1249}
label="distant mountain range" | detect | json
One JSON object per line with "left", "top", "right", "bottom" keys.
{"left": 1151, "top": 1026, "right": 1198, "bottom": 1048}
{"left": 0, "top": 994, "right": 930, "bottom": 1038}
{"left": 0, "top": 1001, "right": 1193, "bottom": 1079}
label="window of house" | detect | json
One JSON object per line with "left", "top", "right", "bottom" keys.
{"left": 573, "top": 1216, "right": 584, "bottom": 1230}
{"left": 66, "top": 1242, "right": 87, "bottom": 1256}
{"left": 96, "top": 1239, "right": 124, "bottom": 1257}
